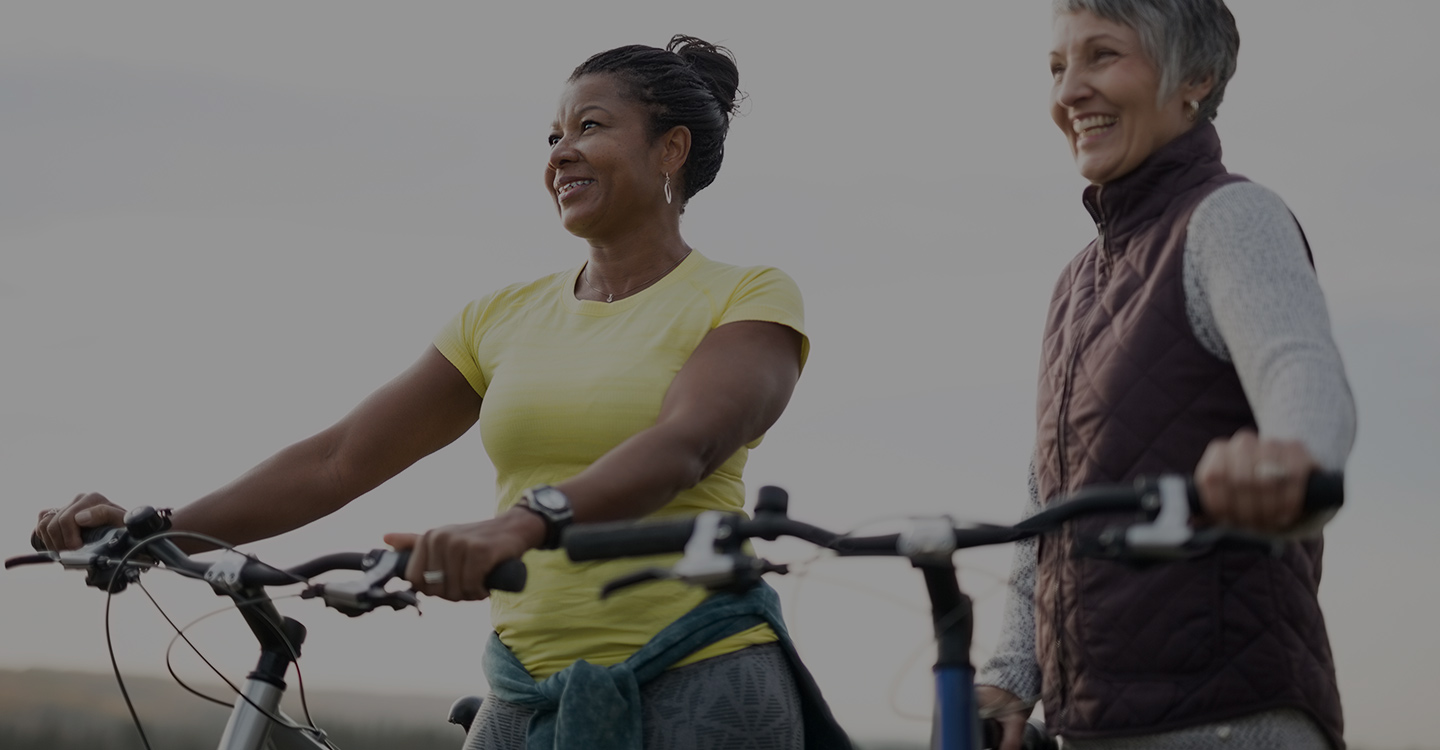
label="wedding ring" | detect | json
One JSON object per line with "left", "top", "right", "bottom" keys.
{"left": 1254, "top": 462, "right": 1287, "bottom": 482}
{"left": 422, "top": 570, "right": 445, "bottom": 585}
{"left": 40, "top": 508, "right": 60, "bottom": 519}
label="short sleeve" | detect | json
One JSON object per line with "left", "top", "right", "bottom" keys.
{"left": 433, "top": 296, "right": 493, "bottom": 397}
{"left": 719, "top": 267, "right": 811, "bottom": 370}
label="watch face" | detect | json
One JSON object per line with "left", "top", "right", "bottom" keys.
{"left": 533, "top": 487, "right": 569, "bottom": 511}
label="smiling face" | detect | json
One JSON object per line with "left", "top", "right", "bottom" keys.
{"left": 1050, "top": 11, "right": 1212, "bottom": 185}
{"left": 545, "top": 74, "right": 675, "bottom": 239}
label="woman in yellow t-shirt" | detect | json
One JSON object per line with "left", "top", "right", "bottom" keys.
{"left": 35, "top": 36, "right": 848, "bottom": 750}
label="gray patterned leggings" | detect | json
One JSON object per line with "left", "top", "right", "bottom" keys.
{"left": 462, "top": 643, "right": 804, "bottom": 750}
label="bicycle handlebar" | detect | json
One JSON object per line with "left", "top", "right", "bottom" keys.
{"left": 9, "top": 507, "right": 527, "bottom": 614}
{"left": 563, "top": 472, "right": 1345, "bottom": 565}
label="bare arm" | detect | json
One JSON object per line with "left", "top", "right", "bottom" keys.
{"left": 558, "top": 319, "right": 803, "bottom": 521}
{"left": 40, "top": 346, "right": 481, "bottom": 551}
{"left": 395, "top": 319, "right": 805, "bottom": 600}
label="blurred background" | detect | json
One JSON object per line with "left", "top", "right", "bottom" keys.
{"left": 2, "top": 2, "right": 1436, "bottom": 747}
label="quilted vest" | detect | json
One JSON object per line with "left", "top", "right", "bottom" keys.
{"left": 1033, "top": 123, "right": 1343, "bottom": 748}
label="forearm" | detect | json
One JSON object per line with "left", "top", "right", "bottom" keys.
{"left": 170, "top": 431, "right": 359, "bottom": 551}
{"left": 555, "top": 423, "right": 719, "bottom": 523}
{"left": 552, "top": 320, "right": 801, "bottom": 524}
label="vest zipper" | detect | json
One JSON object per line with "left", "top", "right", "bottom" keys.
{"left": 1051, "top": 188, "right": 1109, "bottom": 725}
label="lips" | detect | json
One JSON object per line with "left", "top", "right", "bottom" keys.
{"left": 556, "top": 179, "right": 595, "bottom": 201}
{"left": 1072, "top": 114, "right": 1118, "bottom": 144}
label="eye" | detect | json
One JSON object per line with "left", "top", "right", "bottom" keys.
{"left": 547, "top": 133, "right": 561, "bottom": 147}
{"left": 581, "top": 120, "right": 600, "bottom": 131}
{"left": 1050, "top": 63, "right": 1066, "bottom": 80}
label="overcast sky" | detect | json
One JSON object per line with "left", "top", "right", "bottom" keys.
{"left": 2, "top": 2, "right": 1436, "bottom": 747}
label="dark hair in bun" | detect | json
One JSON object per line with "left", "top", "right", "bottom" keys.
{"left": 570, "top": 35, "right": 743, "bottom": 205}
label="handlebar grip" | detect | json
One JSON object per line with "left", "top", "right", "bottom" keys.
{"left": 31, "top": 525, "right": 117, "bottom": 552}
{"left": 1300, "top": 471, "right": 1345, "bottom": 514}
{"left": 391, "top": 550, "right": 527, "bottom": 592}
{"left": 563, "top": 517, "right": 698, "bottom": 562}
{"left": 1184, "top": 471, "right": 1345, "bottom": 515}
{"left": 486, "top": 558, "right": 527, "bottom": 593}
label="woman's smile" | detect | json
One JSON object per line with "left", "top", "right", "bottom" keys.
{"left": 555, "top": 178, "right": 596, "bottom": 204}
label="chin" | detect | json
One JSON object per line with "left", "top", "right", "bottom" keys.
{"left": 1076, "top": 156, "right": 1121, "bottom": 185}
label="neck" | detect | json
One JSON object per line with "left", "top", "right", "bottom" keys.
{"left": 580, "top": 217, "right": 690, "bottom": 299}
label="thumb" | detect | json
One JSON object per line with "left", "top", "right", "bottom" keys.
{"left": 75, "top": 506, "right": 126, "bottom": 528}
{"left": 383, "top": 532, "right": 419, "bottom": 550}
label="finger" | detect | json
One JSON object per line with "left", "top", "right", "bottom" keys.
{"left": 1226, "top": 431, "right": 1263, "bottom": 529}
{"left": 1194, "top": 437, "right": 1233, "bottom": 525}
{"left": 1255, "top": 437, "right": 1313, "bottom": 526}
{"left": 54, "top": 493, "right": 123, "bottom": 550}
{"left": 58, "top": 507, "right": 85, "bottom": 551}
{"left": 1249, "top": 439, "right": 1292, "bottom": 530}
{"left": 405, "top": 532, "right": 431, "bottom": 592}
{"left": 443, "top": 532, "right": 467, "bottom": 601}
{"left": 75, "top": 505, "right": 126, "bottom": 529}
{"left": 460, "top": 546, "right": 494, "bottom": 602}
{"left": 383, "top": 532, "right": 419, "bottom": 550}
{"left": 35, "top": 504, "right": 64, "bottom": 550}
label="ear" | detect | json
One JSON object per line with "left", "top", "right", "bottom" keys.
{"left": 1180, "top": 74, "right": 1215, "bottom": 108}
{"left": 658, "top": 125, "right": 692, "bottom": 177}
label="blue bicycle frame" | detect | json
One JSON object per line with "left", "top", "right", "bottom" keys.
{"left": 921, "top": 561, "right": 985, "bottom": 750}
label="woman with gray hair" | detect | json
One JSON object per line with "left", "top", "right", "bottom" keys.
{"left": 977, "top": 1, "right": 1355, "bottom": 748}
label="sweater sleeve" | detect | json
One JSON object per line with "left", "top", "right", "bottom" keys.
{"left": 1182, "top": 181, "right": 1357, "bottom": 470}
{"left": 976, "top": 454, "right": 1043, "bottom": 700}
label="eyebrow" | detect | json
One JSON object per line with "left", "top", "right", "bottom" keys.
{"left": 1051, "top": 32, "right": 1128, "bottom": 56}
{"left": 551, "top": 104, "right": 613, "bottom": 130}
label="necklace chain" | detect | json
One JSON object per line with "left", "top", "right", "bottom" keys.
{"left": 582, "top": 250, "right": 691, "bottom": 303}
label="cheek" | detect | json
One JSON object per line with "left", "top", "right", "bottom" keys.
{"left": 1051, "top": 100, "right": 1072, "bottom": 138}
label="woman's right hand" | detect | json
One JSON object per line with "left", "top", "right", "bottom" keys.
{"left": 34, "top": 493, "right": 129, "bottom": 551}
{"left": 976, "top": 685, "right": 1031, "bottom": 750}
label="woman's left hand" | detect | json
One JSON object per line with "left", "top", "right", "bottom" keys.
{"left": 383, "top": 508, "right": 545, "bottom": 601}
{"left": 1194, "top": 429, "right": 1316, "bottom": 532}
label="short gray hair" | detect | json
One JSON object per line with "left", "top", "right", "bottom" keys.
{"left": 1054, "top": 0, "right": 1240, "bottom": 122}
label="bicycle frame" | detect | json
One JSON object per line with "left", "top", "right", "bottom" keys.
{"left": 213, "top": 594, "right": 331, "bottom": 750}
{"left": 919, "top": 559, "right": 984, "bottom": 749}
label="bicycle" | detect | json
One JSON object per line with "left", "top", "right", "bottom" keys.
{"left": 557, "top": 472, "right": 1344, "bottom": 750}
{"left": 6, "top": 506, "right": 528, "bottom": 750}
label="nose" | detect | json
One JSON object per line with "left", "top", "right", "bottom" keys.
{"left": 1055, "top": 65, "right": 1092, "bottom": 111}
{"left": 548, "top": 136, "right": 579, "bottom": 172}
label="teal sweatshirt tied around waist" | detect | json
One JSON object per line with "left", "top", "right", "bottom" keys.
{"left": 482, "top": 581, "right": 852, "bottom": 750}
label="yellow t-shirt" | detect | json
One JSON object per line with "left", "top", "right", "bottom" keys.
{"left": 433, "top": 250, "right": 809, "bottom": 679}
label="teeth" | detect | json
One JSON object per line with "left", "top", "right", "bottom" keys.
{"left": 557, "top": 179, "right": 594, "bottom": 196}
{"left": 1073, "top": 115, "right": 1118, "bottom": 134}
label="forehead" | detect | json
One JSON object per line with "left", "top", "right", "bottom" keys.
{"left": 1052, "top": 10, "right": 1138, "bottom": 52}
{"left": 553, "top": 73, "right": 637, "bottom": 121}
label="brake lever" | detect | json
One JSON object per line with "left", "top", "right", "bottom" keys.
{"left": 4, "top": 552, "right": 57, "bottom": 569}
{"left": 302, "top": 548, "right": 418, "bottom": 617}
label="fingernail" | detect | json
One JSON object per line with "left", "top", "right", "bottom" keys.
{"left": 75, "top": 510, "right": 92, "bottom": 524}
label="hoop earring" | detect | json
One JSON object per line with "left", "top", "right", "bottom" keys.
{"left": 663, "top": 173, "right": 673, "bottom": 205}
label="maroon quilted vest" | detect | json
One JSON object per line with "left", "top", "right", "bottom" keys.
{"left": 1033, "top": 123, "right": 1343, "bottom": 748}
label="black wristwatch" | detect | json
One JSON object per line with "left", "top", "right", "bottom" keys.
{"left": 517, "top": 485, "right": 573, "bottom": 550}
